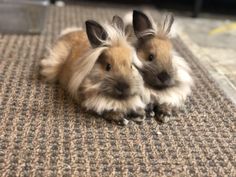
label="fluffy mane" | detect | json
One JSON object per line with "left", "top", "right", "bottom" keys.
{"left": 68, "top": 24, "right": 132, "bottom": 97}
{"left": 137, "top": 13, "right": 174, "bottom": 38}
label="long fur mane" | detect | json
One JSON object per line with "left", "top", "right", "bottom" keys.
{"left": 68, "top": 24, "right": 131, "bottom": 97}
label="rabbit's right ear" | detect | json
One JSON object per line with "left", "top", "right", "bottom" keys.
{"left": 112, "top": 15, "right": 124, "bottom": 31}
{"left": 162, "top": 13, "right": 174, "bottom": 35}
{"left": 85, "top": 20, "right": 108, "bottom": 48}
{"left": 133, "top": 10, "right": 154, "bottom": 38}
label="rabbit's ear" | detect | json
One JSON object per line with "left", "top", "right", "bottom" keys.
{"left": 112, "top": 15, "right": 124, "bottom": 31}
{"left": 85, "top": 20, "right": 108, "bottom": 48}
{"left": 162, "top": 13, "right": 174, "bottom": 34}
{"left": 133, "top": 10, "right": 154, "bottom": 38}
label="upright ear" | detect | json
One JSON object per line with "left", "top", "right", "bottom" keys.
{"left": 162, "top": 13, "right": 174, "bottom": 34}
{"left": 133, "top": 10, "right": 154, "bottom": 38}
{"left": 85, "top": 20, "right": 108, "bottom": 48}
{"left": 112, "top": 15, "right": 124, "bottom": 31}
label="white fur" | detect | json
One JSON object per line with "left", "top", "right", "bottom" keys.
{"left": 168, "top": 19, "right": 178, "bottom": 38}
{"left": 83, "top": 94, "right": 145, "bottom": 114}
{"left": 102, "top": 23, "right": 130, "bottom": 47}
{"left": 123, "top": 11, "right": 133, "bottom": 27}
{"left": 60, "top": 27, "right": 82, "bottom": 36}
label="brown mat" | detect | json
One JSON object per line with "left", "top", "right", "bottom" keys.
{"left": 0, "top": 5, "right": 235, "bottom": 177}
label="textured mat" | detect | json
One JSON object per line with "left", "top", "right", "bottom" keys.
{"left": 0, "top": 5, "right": 236, "bottom": 177}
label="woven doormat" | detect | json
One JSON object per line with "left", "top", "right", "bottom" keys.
{"left": 0, "top": 5, "right": 235, "bottom": 177}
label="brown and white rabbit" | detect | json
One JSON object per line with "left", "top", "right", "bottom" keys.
{"left": 124, "top": 10, "right": 194, "bottom": 122}
{"left": 40, "top": 17, "right": 146, "bottom": 125}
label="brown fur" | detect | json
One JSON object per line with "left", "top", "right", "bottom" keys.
{"left": 136, "top": 36, "right": 173, "bottom": 71}
{"left": 98, "top": 46, "right": 132, "bottom": 74}
{"left": 58, "top": 31, "right": 90, "bottom": 87}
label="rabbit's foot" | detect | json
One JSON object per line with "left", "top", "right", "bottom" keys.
{"left": 128, "top": 108, "right": 146, "bottom": 124}
{"left": 154, "top": 104, "right": 174, "bottom": 123}
{"left": 145, "top": 103, "right": 155, "bottom": 118}
{"left": 103, "top": 111, "right": 129, "bottom": 126}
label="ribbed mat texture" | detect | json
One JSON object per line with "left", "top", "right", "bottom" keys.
{"left": 0, "top": 5, "right": 235, "bottom": 177}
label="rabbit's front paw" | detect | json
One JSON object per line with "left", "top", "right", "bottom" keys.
{"left": 103, "top": 111, "right": 129, "bottom": 126}
{"left": 157, "top": 112, "right": 172, "bottom": 123}
{"left": 154, "top": 104, "right": 174, "bottom": 123}
{"left": 128, "top": 108, "right": 146, "bottom": 124}
{"left": 145, "top": 103, "right": 155, "bottom": 118}
{"left": 117, "top": 118, "right": 129, "bottom": 126}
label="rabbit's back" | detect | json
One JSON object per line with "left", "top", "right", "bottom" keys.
{"left": 58, "top": 31, "right": 90, "bottom": 87}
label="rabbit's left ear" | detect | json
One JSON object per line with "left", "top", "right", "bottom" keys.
{"left": 85, "top": 20, "right": 108, "bottom": 48}
{"left": 112, "top": 15, "right": 124, "bottom": 31}
{"left": 133, "top": 10, "right": 154, "bottom": 38}
{"left": 162, "top": 13, "right": 174, "bottom": 34}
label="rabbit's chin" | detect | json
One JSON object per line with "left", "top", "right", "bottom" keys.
{"left": 103, "top": 92, "right": 137, "bottom": 101}
{"left": 82, "top": 93, "right": 145, "bottom": 115}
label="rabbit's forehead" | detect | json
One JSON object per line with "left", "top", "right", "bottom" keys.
{"left": 139, "top": 37, "right": 172, "bottom": 60}
{"left": 146, "top": 37, "right": 172, "bottom": 52}
{"left": 105, "top": 46, "right": 132, "bottom": 65}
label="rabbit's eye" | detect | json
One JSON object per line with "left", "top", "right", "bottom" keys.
{"left": 106, "top": 63, "right": 112, "bottom": 71}
{"left": 131, "top": 65, "right": 132, "bottom": 69}
{"left": 148, "top": 54, "right": 155, "bottom": 61}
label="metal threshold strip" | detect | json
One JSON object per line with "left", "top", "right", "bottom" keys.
{"left": 0, "top": 0, "right": 49, "bottom": 34}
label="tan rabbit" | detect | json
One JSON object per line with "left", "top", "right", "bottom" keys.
{"left": 40, "top": 19, "right": 146, "bottom": 125}
{"left": 124, "top": 10, "right": 194, "bottom": 122}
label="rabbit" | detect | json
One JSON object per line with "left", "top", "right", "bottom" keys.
{"left": 40, "top": 17, "right": 146, "bottom": 125}
{"left": 124, "top": 10, "right": 194, "bottom": 122}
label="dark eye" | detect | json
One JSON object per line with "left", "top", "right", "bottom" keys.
{"left": 106, "top": 63, "right": 112, "bottom": 71}
{"left": 148, "top": 54, "right": 155, "bottom": 61}
{"left": 131, "top": 65, "right": 132, "bottom": 69}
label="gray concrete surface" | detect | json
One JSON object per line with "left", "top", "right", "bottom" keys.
{"left": 177, "top": 16, "right": 236, "bottom": 104}
{"left": 0, "top": 0, "right": 48, "bottom": 34}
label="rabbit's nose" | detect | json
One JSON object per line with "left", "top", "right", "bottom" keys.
{"left": 114, "top": 82, "right": 130, "bottom": 95}
{"left": 157, "top": 71, "right": 172, "bottom": 85}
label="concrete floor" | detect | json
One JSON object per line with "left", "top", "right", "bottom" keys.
{"left": 176, "top": 16, "right": 236, "bottom": 104}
